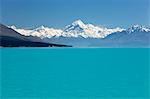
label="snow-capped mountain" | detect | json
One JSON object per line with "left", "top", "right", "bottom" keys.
{"left": 10, "top": 25, "right": 63, "bottom": 38}
{"left": 64, "top": 20, "right": 125, "bottom": 38}
{"left": 0, "top": 24, "right": 71, "bottom": 47}
{"left": 10, "top": 20, "right": 125, "bottom": 39}
{"left": 8, "top": 20, "right": 150, "bottom": 47}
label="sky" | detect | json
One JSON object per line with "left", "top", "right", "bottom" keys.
{"left": 1, "top": 0, "right": 150, "bottom": 28}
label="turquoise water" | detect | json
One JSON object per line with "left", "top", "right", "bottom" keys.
{"left": 1, "top": 48, "right": 150, "bottom": 99}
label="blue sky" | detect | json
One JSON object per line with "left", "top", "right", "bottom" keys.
{"left": 1, "top": 0, "right": 149, "bottom": 28}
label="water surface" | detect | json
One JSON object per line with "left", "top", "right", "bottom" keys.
{"left": 1, "top": 48, "right": 150, "bottom": 99}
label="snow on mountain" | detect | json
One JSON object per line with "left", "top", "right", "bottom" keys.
{"left": 31, "top": 26, "right": 63, "bottom": 38}
{"left": 127, "top": 25, "right": 150, "bottom": 33}
{"left": 10, "top": 25, "right": 63, "bottom": 38}
{"left": 10, "top": 25, "right": 33, "bottom": 36}
{"left": 64, "top": 20, "right": 125, "bottom": 38}
{"left": 9, "top": 20, "right": 125, "bottom": 39}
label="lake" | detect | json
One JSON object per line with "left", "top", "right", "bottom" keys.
{"left": 1, "top": 48, "right": 150, "bottom": 99}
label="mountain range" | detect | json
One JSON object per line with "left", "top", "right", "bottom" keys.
{"left": 10, "top": 20, "right": 126, "bottom": 39}
{"left": 1, "top": 20, "right": 150, "bottom": 47}
{"left": 0, "top": 24, "right": 72, "bottom": 47}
